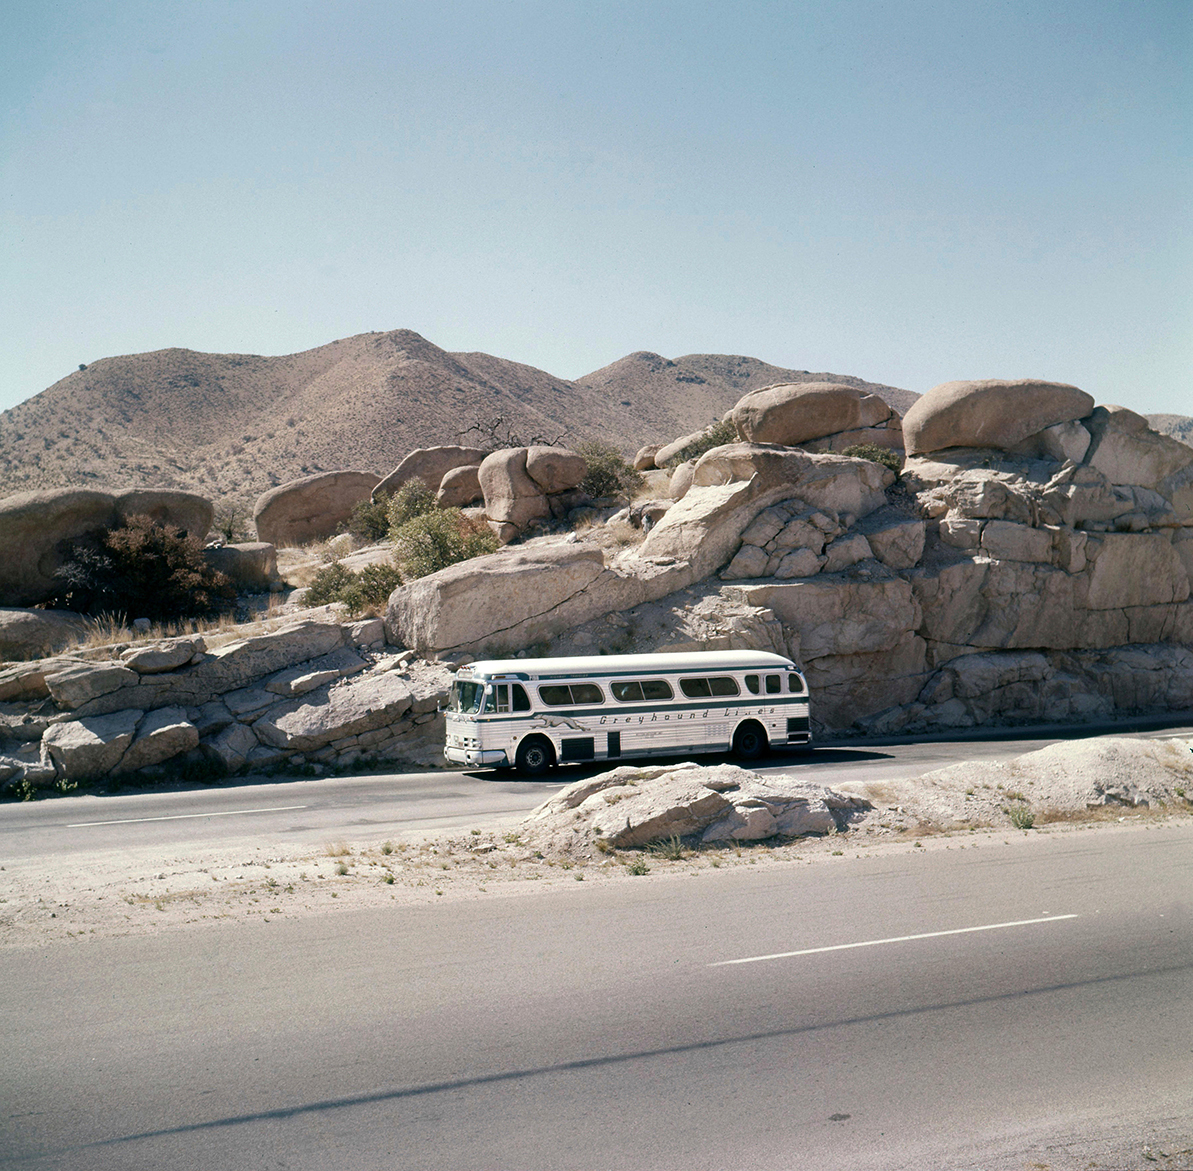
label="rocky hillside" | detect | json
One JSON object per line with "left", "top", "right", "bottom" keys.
{"left": 1149, "top": 414, "right": 1193, "bottom": 446}
{"left": 0, "top": 330, "right": 913, "bottom": 507}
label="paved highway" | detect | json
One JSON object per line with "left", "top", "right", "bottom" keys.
{"left": 2, "top": 820, "right": 1192, "bottom": 1169}
{"left": 3, "top": 719, "right": 1191, "bottom": 862}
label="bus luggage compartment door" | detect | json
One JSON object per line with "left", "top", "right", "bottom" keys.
{"left": 561, "top": 736, "right": 595, "bottom": 761}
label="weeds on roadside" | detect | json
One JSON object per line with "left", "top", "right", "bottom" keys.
{"left": 1007, "top": 804, "right": 1035, "bottom": 830}
{"left": 648, "top": 834, "right": 687, "bottom": 861}
{"left": 625, "top": 856, "right": 651, "bottom": 876}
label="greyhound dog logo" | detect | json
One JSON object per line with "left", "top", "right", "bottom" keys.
{"left": 531, "top": 715, "right": 588, "bottom": 733}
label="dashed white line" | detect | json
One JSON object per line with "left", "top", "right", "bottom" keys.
{"left": 709, "top": 914, "right": 1080, "bottom": 967}
{"left": 67, "top": 805, "right": 309, "bottom": 827}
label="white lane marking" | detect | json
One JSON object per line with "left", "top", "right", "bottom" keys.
{"left": 709, "top": 914, "right": 1079, "bottom": 967}
{"left": 67, "top": 805, "right": 308, "bottom": 827}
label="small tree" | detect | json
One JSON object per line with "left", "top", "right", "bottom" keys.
{"left": 386, "top": 479, "right": 437, "bottom": 532}
{"left": 391, "top": 509, "right": 498, "bottom": 579}
{"left": 304, "top": 561, "right": 403, "bottom": 616}
{"left": 576, "top": 441, "right": 642, "bottom": 500}
{"left": 347, "top": 492, "right": 392, "bottom": 542}
{"left": 840, "top": 443, "right": 902, "bottom": 474}
{"left": 49, "top": 515, "right": 237, "bottom": 621}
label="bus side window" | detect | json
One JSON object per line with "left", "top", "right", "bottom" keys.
{"left": 680, "top": 678, "right": 712, "bottom": 698}
{"left": 787, "top": 673, "right": 804, "bottom": 694}
{"left": 745, "top": 675, "right": 760, "bottom": 695}
{"left": 512, "top": 684, "right": 531, "bottom": 711}
{"left": 494, "top": 685, "right": 511, "bottom": 713}
{"left": 641, "top": 680, "right": 673, "bottom": 701}
{"left": 765, "top": 675, "right": 781, "bottom": 694}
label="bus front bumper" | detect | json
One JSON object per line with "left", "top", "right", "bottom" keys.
{"left": 445, "top": 746, "right": 510, "bottom": 767}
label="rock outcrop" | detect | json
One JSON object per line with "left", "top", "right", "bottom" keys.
{"left": 253, "top": 470, "right": 380, "bottom": 546}
{"left": 0, "top": 617, "right": 453, "bottom": 794}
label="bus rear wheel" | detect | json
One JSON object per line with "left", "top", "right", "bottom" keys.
{"left": 515, "top": 737, "right": 555, "bottom": 777}
{"left": 732, "top": 721, "right": 769, "bottom": 762}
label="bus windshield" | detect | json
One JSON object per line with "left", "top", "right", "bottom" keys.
{"left": 450, "top": 680, "right": 485, "bottom": 715}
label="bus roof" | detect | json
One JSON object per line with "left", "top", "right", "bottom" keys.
{"left": 456, "top": 649, "right": 797, "bottom": 680}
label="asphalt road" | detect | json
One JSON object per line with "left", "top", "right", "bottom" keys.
{"left": 4, "top": 719, "right": 1191, "bottom": 863}
{"left": 2, "top": 820, "right": 1192, "bottom": 1169}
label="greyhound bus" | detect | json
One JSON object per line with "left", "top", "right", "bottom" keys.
{"left": 444, "top": 650, "right": 811, "bottom": 774}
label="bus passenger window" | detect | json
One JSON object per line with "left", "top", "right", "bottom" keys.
{"left": 538, "top": 685, "right": 572, "bottom": 706}
{"left": 512, "top": 684, "right": 531, "bottom": 711}
{"left": 570, "top": 683, "right": 604, "bottom": 705}
{"left": 709, "top": 677, "right": 739, "bottom": 697}
{"left": 612, "top": 681, "right": 644, "bottom": 702}
{"left": 765, "top": 675, "right": 781, "bottom": 694}
{"left": 745, "top": 675, "right": 760, "bottom": 695}
{"left": 641, "top": 680, "right": 673, "bottom": 701}
{"left": 680, "top": 678, "right": 711, "bottom": 698}
{"left": 787, "top": 674, "right": 804, "bottom": 694}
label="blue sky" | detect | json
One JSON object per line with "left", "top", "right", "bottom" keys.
{"left": 2, "top": 0, "right": 1189, "bottom": 417}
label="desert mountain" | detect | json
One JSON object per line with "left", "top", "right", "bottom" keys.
{"left": 0, "top": 329, "right": 914, "bottom": 508}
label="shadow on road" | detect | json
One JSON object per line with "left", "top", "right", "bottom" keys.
{"left": 464, "top": 745, "right": 896, "bottom": 785}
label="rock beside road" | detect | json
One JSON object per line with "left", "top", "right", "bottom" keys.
{"left": 523, "top": 762, "right": 872, "bottom": 851}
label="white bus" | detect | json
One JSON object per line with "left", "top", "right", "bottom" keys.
{"left": 444, "top": 649, "right": 811, "bottom": 774}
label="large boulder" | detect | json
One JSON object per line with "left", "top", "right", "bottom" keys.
{"left": 731, "top": 383, "right": 890, "bottom": 446}
{"left": 0, "top": 609, "right": 86, "bottom": 661}
{"left": 373, "top": 446, "right": 491, "bottom": 501}
{"left": 436, "top": 464, "right": 483, "bottom": 507}
{"left": 633, "top": 445, "right": 662, "bottom": 471}
{"left": 902, "top": 379, "right": 1095, "bottom": 456}
{"left": 114, "top": 707, "right": 199, "bottom": 774}
{"left": 254, "top": 672, "right": 415, "bottom": 752}
{"left": 524, "top": 446, "right": 588, "bottom": 494}
{"left": 41, "top": 709, "right": 142, "bottom": 780}
{"left": 386, "top": 544, "right": 609, "bottom": 654}
{"left": 253, "top": 471, "right": 380, "bottom": 546}
{"left": 478, "top": 448, "right": 551, "bottom": 542}
{"left": 1084, "top": 406, "right": 1193, "bottom": 491}
{"left": 522, "top": 762, "right": 869, "bottom": 851}
{"left": 691, "top": 444, "right": 893, "bottom": 518}
{"left": 114, "top": 490, "right": 212, "bottom": 538}
{"left": 654, "top": 428, "right": 722, "bottom": 468}
{"left": 0, "top": 488, "right": 213, "bottom": 607}
{"left": 203, "top": 542, "right": 279, "bottom": 591}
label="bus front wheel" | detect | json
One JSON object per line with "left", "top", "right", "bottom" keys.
{"left": 515, "top": 737, "right": 555, "bottom": 776}
{"left": 732, "top": 721, "right": 769, "bottom": 762}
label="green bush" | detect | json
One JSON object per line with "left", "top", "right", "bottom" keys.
{"left": 664, "top": 419, "right": 738, "bottom": 467}
{"left": 304, "top": 561, "right": 404, "bottom": 615}
{"left": 840, "top": 443, "right": 902, "bottom": 474}
{"left": 386, "top": 479, "right": 437, "bottom": 532}
{"left": 347, "top": 492, "right": 392, "bottom": 542}
{"left": 576, "top": 441, "right": 642, "bottom": 499}
{"left": 48, "top": 514, "right": 237, "bottom": 622}
{"left": 392, "top": 508, "right": 498, "bottom": 579}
